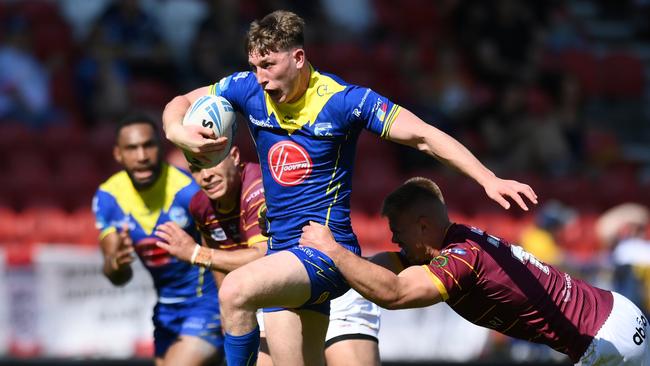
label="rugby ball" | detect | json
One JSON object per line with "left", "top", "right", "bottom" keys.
{"left": 181, "top": 94, "right": 236, "bottom": 168}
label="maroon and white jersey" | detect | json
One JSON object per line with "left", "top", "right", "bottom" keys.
{"left": 190, "top": 163, "right": 266, "bottom": 250}
{"left": 424, "top": 223, "right": 613, "bottom": 362}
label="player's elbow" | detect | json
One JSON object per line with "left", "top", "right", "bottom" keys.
{"left": 379, "top": 296, "right": 412, "bottom": 310}
{"left": 162, "top": 96, "right": 189, "bottom": 131}
{"left": 370, "top": 284, "right": 419, "bottom": 310}
{"left": 369, "top": 290, "right": 406, "bottom": 310}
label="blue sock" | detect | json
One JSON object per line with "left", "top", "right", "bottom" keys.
{"left": 224, "top": 326, "right": 260, "bottom": 366}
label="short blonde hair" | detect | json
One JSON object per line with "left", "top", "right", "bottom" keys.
{"left": 246, "top": 10, "right": 305, "bottom": 56}
{"left": 381, "top": 177, "right": 445, "bottom": 219}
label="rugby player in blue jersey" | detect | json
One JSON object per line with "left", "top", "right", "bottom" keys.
{"left": 162, "top": 11, "right": 537, "bottom": 366}
{"left": 93, "top": 114, "right": 223, "bottom": 366}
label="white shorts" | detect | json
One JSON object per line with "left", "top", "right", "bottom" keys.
{"left": 256, "top": 289, "right": 380, "bottom": 346}
{"left": 325, "top": 288, "right": 381, "bottom": 346}
{"left": 578, "top": 292, "right": 649, "bottom": 366}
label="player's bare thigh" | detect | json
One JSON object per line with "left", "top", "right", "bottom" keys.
{"left": 264, "top": 309, "right": 328, "bottom": 366}
{"left": 220, "top": 250, "right": 312, "bottom": 310}
{"left": 325, "top": 339, "right": 380, "bottom": 366}
{"left": 159, "top": 335, "right": 222, "bottom": 366}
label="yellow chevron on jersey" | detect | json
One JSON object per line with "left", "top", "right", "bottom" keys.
{"left": 99, "top": 164, "right": 193, "bottom": 235}
{"left": 265, "top": 66, "right": 346, "bottom": 134}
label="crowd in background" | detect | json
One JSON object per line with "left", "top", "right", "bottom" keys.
{"left": 1, "top": 0, "right": 650, "bottom": 362}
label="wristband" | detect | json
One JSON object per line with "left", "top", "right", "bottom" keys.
{"left": 195, "top": 246, "right": 212, "bottom": 270}
{"left": 190, "top": 244, "right": 201, "bottom": 265}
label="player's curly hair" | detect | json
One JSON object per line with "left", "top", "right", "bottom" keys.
{"left": 381, "top": 177, "right": 446, "bottom": 219}
{"left": 115, "top": 112, "right": 161, "bottom": 143}
{"left": 246, "top": 10, "right": 305, "bottom": 56}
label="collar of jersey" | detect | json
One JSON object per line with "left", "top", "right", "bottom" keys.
{"left": 103, "top": 163, "right": 191, "bottom": 235}
{"left": 264, "top": 64, "right": 345, "bottom": 134}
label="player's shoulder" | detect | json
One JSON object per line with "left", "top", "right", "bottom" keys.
{"left": 211, "top": 71, "right": 258, "bottom": 96}
{"left": 189, "top": 189, "right": 211, "bottom": 218}
{"left": 241, "top": 162, "right": 264, "bottom": 204}
{"left": 312, "top": 68, "right": 360, "bottom": 96}
{"left": 98, "top": 170, "right": 131, "bottom": 196}
{"left": 314, "top": 68, "right": 349, "bottom": 86}
{"left": 443, "top": 224, "right": 485, "bottom": 249}
{"left": 241, "top": 162, "right": 262, "bottom": 183}
{"left": 166, "top": 164, "right": 199, "bottom": 193}
{"left": 315, "top": 68, "right": 371, "bottom": 92}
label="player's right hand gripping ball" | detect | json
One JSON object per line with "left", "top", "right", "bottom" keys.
{"left": 182, "top": 95, "right": 236, "bottom": 168}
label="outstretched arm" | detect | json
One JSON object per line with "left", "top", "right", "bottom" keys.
{"left": 207, "top": 240, "right": 267, "bottom": 273}
{"left": 300, "top": 222, "right": 442, "bottom": 309}
{"left": 154, "top": 222, "right": 266, "bottom": 272}
{"left": 99, "top": 225, "right": 134, "bottom": 286}
{"left": 388, "top": 108, "right": 537, "bottom": 211}
{"left": 162, "top": 86, "right": 228, "bottom": 154}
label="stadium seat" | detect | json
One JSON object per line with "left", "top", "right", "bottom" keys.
{"left": 88, "top": 123, "right": 121, "bottom": 174}
{"left": 356, "top": 131, "right": 399, "bottom": 157}
{"left": 557, "top": 211, "right": 601, "bottom": 259}
{"left": 352, "top": 151, "right": 402, "bottom": 214}
{"left": 374, "top": 0, "right": 440, "bottom": 39}
{"left": 0, "top": 123, "right": 36, "bottom": 154}
{"left": 62, "top": 207, "right": 97, "bottom": 245}
{"left": 5, "top": 151, "right": 55, "bottom": 210}
{"left": 49, "top": 65, "right": 77, "bottom": 112}
{"left": 545, "top": 176, "right": 597, "bottom": 210}
{"left": 42, "top": 124, "right": 86, "bottom": 159}
{"left": 32, "top": 19, "right": 74, "bottom": 62}
{"left": 24, "top": 206, "right": 70, "bottom": 244}
{"left": 17, "top": 1, "right": 61, "bottom": 24}
{"left": 130, "top": 78, "right": 176, "bottom": 110}
{"left": 444, "top": 177, "right": 492, "bottom": 215}
{"left": 601, "top": 52, "right": 644, "bottom": 98}
{"left": 476, "top": 212, "right": 526, "bottom": 243}
{"left": 560, "top": 50, "right": 602, "bottom": 97}
{"left": 5, "top": 208, "right": 38, "bottom": 244}
{"left": 598, "top": 168, "right": 642, "bottom": 209}
{"left": 351, "top": 211, "right": 393, "bottom": 255}
{"left": 0, "top": 206, "right": 19, "bottom": 243}
{"left": 2, "top": 241, "right": 37, "bottom": 268}
{"left": 53, "top": 153, "right": 103, "bottom": 211}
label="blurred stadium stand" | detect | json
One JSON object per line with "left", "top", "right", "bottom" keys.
{"left": 1, "top": 0, "right": 650, "bottom": 363}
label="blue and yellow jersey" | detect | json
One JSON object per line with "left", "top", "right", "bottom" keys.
{"left": 92, "top": 163, "right": 217, "bottom": 302}
{"left": 210, "top": 66, "right": 401, "bottom": 251}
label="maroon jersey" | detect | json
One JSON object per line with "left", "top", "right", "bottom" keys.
{"left": 424, "top": 224, "right": 613, "bottom": 362}
{"left": 190, "top": 163, "right": 266, "bottom": 250}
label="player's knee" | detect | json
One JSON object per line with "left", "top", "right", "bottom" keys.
{"left": 219, "top": 270, "right": 252, "bottom": 309}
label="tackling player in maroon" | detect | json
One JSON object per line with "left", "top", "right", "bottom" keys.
{"left": 300, "top": 177, "right": 649, "bottom": 365}
{"left": 155, "top": 146, "right": 272, "bottom": 365}
{"left": 155, "top": 147, "right": 267, "bottom": 282}
{"left": 425, "top": 223, "right": 612, "bottom": 361}
{"left": 186, "top": 152, "right": 266, "bottom": 286}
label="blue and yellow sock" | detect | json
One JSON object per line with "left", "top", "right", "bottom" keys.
{"left": 224, "top": 326, "right": 260, "bottom": 366}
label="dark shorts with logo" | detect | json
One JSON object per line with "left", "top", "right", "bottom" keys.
{"left": 153, "top": 298, "right": 224, "bottom": 356}
{"left": 264, "top": 245, "right": 359, "bottom": 315}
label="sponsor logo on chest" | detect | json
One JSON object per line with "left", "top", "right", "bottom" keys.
{"left": 267, "top": 141, "right": 312, "bottom": 186}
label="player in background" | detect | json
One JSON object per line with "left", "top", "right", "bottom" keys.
{"left": 161, "top": 11, "right": 537, "bottom": 366}
{"left": 300, "top": 177, "right": 649, "bottom": 365}
{"left": 157, "top": 146, "right": 383, "bottom": 365}
{"left": 93, "top": 114, "right": 223, "bottom": 366}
